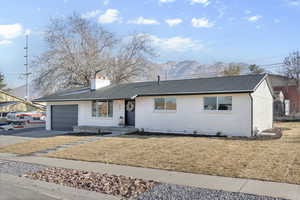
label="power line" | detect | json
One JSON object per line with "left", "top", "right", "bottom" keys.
{"left": 259, "top": 63, "right": 284, "bottom": 67}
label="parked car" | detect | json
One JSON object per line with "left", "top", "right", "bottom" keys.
{"left": 0, "top": 121, "right": 26, "bottom": 130}
{"left": 0, "top": 112, "right": 9, "bottom": 123}
{"left": 3, "top": 112, "right": 46, "bottom": 129}
{"left": 6, "top": 112, "right": 45, "bottom": 122}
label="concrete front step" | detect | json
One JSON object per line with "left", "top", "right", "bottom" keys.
{"left": 74, "top": 126, "right": 139, "bottom": 134}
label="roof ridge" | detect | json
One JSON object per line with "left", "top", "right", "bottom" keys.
{"left": 116, "top": 73, "right": 266, "bottom": 86}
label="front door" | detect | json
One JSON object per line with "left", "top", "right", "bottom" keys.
{"left": 125, "top": 100, "right": 135, "bottom": 126}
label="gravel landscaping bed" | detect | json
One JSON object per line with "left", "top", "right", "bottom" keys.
{"left": 24, "top": 167, "right": 158, "bottom": 198}
{"left": 137, "top": 184, "right": 287, "bottom": 200}
{"left": 0, "top": 160, "right": 48, "bottom": 176}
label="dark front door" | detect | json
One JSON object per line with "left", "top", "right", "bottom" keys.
{"left": 125, "top": 100, "right": 135, "bottom": 126}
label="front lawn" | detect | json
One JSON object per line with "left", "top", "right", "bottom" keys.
{"left": 0, "top": 136, "right": 91, "bottom": 155}
{"left": 46, "top": 122, "right": 300, "bottom": 185}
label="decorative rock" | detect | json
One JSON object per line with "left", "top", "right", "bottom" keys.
{"left": 25, "top": 167, "right": 158, "bottom": 198}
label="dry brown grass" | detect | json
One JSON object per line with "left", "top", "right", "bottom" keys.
{"left": 0, "top": 136, "right": 91, "bottom": 155}
{"left": 47, "top": 122, "right": 300, "bottom": 184}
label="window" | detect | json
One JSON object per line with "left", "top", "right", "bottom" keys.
{"left": 92, "top": 100, "right": 113, "bottom": 117}
{"left": 218, "top": 96, "right": 232, "bottom": 110}
{"left": 204, "top": 97, "right": 217, "bottom": 110}
{"left": 154, "top": 98, "right": 165, "bottom": 110}
{"left": 204, "top": 96, "right": 232, "bottom": 111}
{"left": 166, "top": 98, "right": 176, "bottom": 110}
{"left": 154, "top": 97, "right": 176, "bottom": 111}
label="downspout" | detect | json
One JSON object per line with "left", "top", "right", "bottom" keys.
{"left": 249, "top": 93, "right": 253, "bottom": 137}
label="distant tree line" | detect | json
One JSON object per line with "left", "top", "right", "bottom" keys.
{"left": 221, "top": 63, "right": 265, "bottom": 76}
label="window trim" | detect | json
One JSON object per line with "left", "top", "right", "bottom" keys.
{"left": 92, "top": 100, "right": 113, "bottom": 118}
{"left": 154, "top": 97, "right": 177, "bottom": 112}
{"left": 203, "top": 96, "right": 232, "bottom": 112}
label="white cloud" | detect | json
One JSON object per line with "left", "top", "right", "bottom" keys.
{"left": 274, "top": 19, "right": 280, "bottom": 23}
{"left": 288, "top": 0, "right": 300, "bottom": 6}
{"left": 81, "top": 10, "right": 101, "bottom": 19}
{"left": 24, "top": 29, "right": 31, "bottom": 36}
{"left": 0, "top": 40, "right": 12, "bottom": 45}
{"left": 98, "top": 9, "right": 121, "bottom": 24}
{"left": 159, "top": 0, "right": 176, "bottom": 3}
{"left": 128, "top": 17, "right": 159, "bottom": 25}
{"left": 190, "top": 0, "right": 210, "bottom": 6}
{"left": 0, "top": 24, "right": 23, "bottom": 39}
{"left": 165, "top": 18, "right": 182, "bottom": 27}
{"left": 191, "top": 18, "right": 214, "bottom": 28}
{"left": 103, "top": 0, "right": 110, "bottom": 5}
{"left": 148, "top": 34, "right": 204, "bottom": 52}
{"left": 247, "top": 15, "right": 262, "bottom": 22}
{"left": 245, "top": 10, "right": 251, "bottom": 14}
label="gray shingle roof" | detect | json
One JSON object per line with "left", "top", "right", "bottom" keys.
{"left": 34, "top": 74, "right": 267, "bottom": 102}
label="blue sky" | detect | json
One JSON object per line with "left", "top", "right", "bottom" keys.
{"left": 0, "top": 0, "right": 300, "bottom": 87}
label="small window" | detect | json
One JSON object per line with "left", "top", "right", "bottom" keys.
{"left": 204, "top": 97, "right": 217, "bottom": 110}
{"left": 218, "top": 96, "right": 232, "bottom": 110}
{"left": 204, "top": 96, "right": 232, "bottom": 111}
{"left": 154, "top": 97, "right": 176, "bottom": 111}
{"left": 154, "top": 98, "right": 165, "bottom": 110}
{"left": 166, "top": 98, "right": 176, "bottom": 110}
{"left": 92, "top": 100, "right": 113, "bottom": 117}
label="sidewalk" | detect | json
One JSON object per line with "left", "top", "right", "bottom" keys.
{"left": 1, "top": 153, "right": 299, "bottom": 200}
{"left": 0, "top": 173, "right": 118, "bottom": 200}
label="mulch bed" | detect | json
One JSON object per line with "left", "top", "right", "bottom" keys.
{"left": 24, "top": 168, "right": 158, "bottom": 198}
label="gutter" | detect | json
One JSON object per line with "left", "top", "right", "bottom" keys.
{"left": 34, "top": 90, "right": 253, "bottom": 102}
{"left": 249, "top": 93, "right": 253, "bottom": 137}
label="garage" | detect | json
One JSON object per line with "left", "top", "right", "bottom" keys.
{"left": 51, "top": 105, "right": 78, "bottom": 131}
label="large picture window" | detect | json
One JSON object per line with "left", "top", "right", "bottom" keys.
{"left": 154, "top": 97, "right": 176, "bottom": 111}
{"left": 204, "top": 96, "right": 232, "bottom": 111}
{"left": 92, "top": 100, "right": 113, "bottom": 117}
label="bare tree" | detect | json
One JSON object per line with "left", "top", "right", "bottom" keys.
{"left": 106, "top": 34, "right": 155, "bottom": 84}
{"left": 221, "top": 64, "right": 241, "bottom": 76}
{"left": 33, "top": 14, "right": 154, "bottom": 94}
{"left": 283, "top": 50, "right": 300, "bottom": 88}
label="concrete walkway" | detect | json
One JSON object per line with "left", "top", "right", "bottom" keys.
{"left": 1, "top": 153, "right": 299, "bottom": 200}
{"left": 0, "top": 173, "right": 118, "bottom": 200}
{"left": 30, "top": 131, "right": 128, "bottom": 156}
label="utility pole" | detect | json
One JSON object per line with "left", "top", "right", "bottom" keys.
{"left": 24, "top": 34, "right": 31, "bottom": 100}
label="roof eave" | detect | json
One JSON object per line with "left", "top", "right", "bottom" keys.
{"left": 33, "top": 90, "right": 253, "bottom": 102}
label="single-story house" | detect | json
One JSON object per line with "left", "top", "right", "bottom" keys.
{"left": 34, "top": 74, "right": 273, "bottom": 137}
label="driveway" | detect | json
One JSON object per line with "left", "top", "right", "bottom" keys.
{"left": 0, "top": 127, "right": 70, "bottom": 147}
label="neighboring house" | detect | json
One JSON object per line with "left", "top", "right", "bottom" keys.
{"left": 273, "top": 90, "right": 286, "bottom": 117}
{"left": 11, "top": 80, "right": 43, "bottom": 101}
{"left": 34, "top": 74, "right": 273, "bottom": 137}
{"left": 0, "top": 90, "right": 45, "bottom": 113}
{"left": 268, "top": 74, "right": 299, "bottom": 115}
